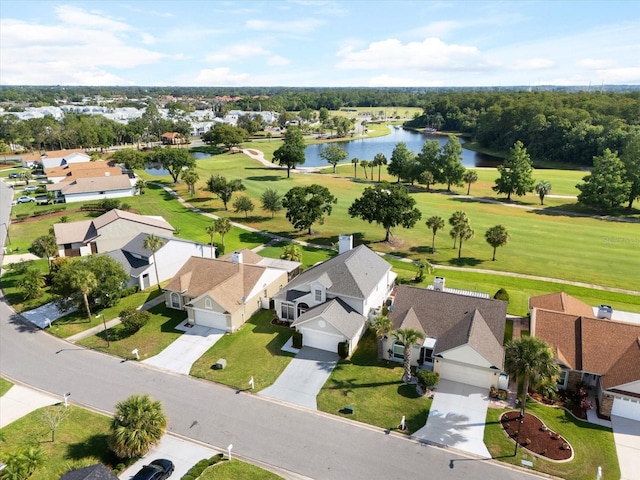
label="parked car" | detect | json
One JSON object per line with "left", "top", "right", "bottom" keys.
{"left": 8, "top": 173, "right": 19, "bottom": 179}
{"left": 131, "top": 459, "right": 174, "bottom": 480}
{"left": 23, "top": 185, "right": 40, "bottom": 192}
{"left": 16, "top": 196, "right": 35, "bottom": 204}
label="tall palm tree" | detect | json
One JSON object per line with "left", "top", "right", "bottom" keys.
{"left": 109, "top": 394, "right": 167, "bottom": 459}
{"left": 535, "top": 180, "right": 552, "bottom": 205}
{"left": 360, "top": 160, "right": 369, "bottom": 179}
{"left": 505, "top": 336, "right": 560, "bottom": 418}
{"left": 393, "top": 328, "right": 425, "bottom": 383}
{"left": 425, "top": 215, "right": 445, "bottom": 253}
{"left": 205, "top": 225, "right": 216, "bottom": 258}
{"left": 371, "top": 315, "right": 393, "bottom": 360}
{"left": 351, "top": 157, "right": 359, "bottom": 179}
{"left": 143, "top": 234, "right": 165, "bottom": 291}
{"left": 456, "top": 223, "right": 474, "bottom": 259}
{"left": 374, "top": 153, "right": 387, "bottom": 182}
{"left": 448, "top": 210, "right": 468, "bottom": 248}
{"left": 68, "top": 267, "right": 97, "bottom": 323}
{"left": 485, "top": 224, "right": 510, "bottom": 261}
{"left": 463, "top": 169, "right": 479, "bottom": 195}
{"left": 213, "top": 217, "right": 231, "bottom": 251}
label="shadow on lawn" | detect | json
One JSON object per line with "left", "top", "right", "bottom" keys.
{"left": 66, "top": 433, "right": 118, "bottom": 465}
{"left": 246, "top": 175, "right": 283, "bottom": 182}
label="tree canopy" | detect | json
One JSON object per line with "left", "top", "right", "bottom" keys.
{"left": 206, "top": 174, "right": 245, "bottom": 210}
{"left": 202, "top": 123, "right": 249, "bottom": 150}
{"left": 260, "top": 188, "right": 282, "bottom": 218}
{"left": 319, "top": 143, "right": 348, "bottom": 173}
{"left": 111, "top": 148, "right": 147, "bottom": 170}
{"left": 493, "top": 141, "right": 535, "bottom": 200}
{"left": 577, "top": 148, "right": 630, "bottom": 210}
{"left": 348, "top": 182, "right": 422, "bottom": 242}
{"left": 282, "top": 184, "right": 337, "bottom": 234}
{"left": 148, "top": 147, "right": 195, "bottom": 183}
{"left": 485, "top": 224, "right": 510, "bottom": 261}
{"left": 273, "top": 126, "right": 305, "bottom": 177}
{"left": 109, "top": 394, "right": 167, "bottom": 459}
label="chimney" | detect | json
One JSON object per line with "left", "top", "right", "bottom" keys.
{"left": 231, "top": 251, "right": 243, "bottom": 264}
{"left": 433, "top": 276, "right": 445, "bottom": 292}
{"left": 597, "top": 305, "right": 613, "bottom": 320}
{"left": 339, "top": 234, "right": 353, "bottom": 254}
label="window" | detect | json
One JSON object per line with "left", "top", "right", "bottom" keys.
{"left": 280, "top": 302, "right": 295, "bottom": 321}
{"left": 314, "top": 289, "right": 322, "bottom": 302}
{"left": 204, "top": 298, "right": 213, "bottom": 309}
{"left": 393, "top": 343, "right": 405, "bottom": 360}
{"left": 422, "top": 348, "right": 434, "bottom": 362}
{"left": 171, "top": 292, "right": 180, "bottom": 309}
{"left": 557, "top": 369, "right": 568, "bottom": 388}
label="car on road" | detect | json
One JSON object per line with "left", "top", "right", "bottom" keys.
{"left": 16, "top": 196, "right": 35, "bottom": 203}
{"left": 23, "top": 185, "right": 40, "bottom": 192}
{"left": 131, "top": 459, "right": 174, "bottom": 480}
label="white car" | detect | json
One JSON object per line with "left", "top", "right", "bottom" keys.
{"left": 23, "top": 185, "right": 40, "bottom": 192}
{"left": 16, "top": 196, "right": 35, "bottom": 203}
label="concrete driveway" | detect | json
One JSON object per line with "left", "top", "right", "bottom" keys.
{"left": 142, "top": 320, "right": 224, "bottom": 374}
{"left": 259, "top": 347, "right": 339, "bottom": 410}
{"left": 413, "top": 379, "right": 491, "bottom": 458}
{"left": 611, "top": 415, "right": 640, "bottom": 480}
{"left": 21, "top": 301, "right": 76, "bottom": 329}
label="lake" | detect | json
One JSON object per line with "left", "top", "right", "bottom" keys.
{"left": 303, "top": 126, "right": 501, "bottom": 168}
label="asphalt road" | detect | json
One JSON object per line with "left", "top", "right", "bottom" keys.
{"left": 0, "top": 181, "right": 542, "bottom": 480}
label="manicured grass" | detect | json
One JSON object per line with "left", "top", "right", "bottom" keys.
{"left": 257, "top": 241, "right": 335, "bottom": 269}
{"left": 484, "top": 401, "right": 619, "bottom": 480}
{"left": 77, "top": 304, "right": 185, "bottom": 360}
{"left": 0, "top": 405, "right": 118, "bottom": 480}
{"left": 317, "top": 330, "right": 431, "bottom": 433}
{"left": 199, "top": 459, "right": 284, "bottom": 479}
{"left": 190, "top": 310, "right": 295, "bottom": 390}
{"left": 1, "top": 259, "right": 56, "bottom": 313}
{"left": 504, "top": 319, "right": 514, "bottom": 344}
{"left": 0, "top": 376, "right": 14, "bottom": 397}
{"left": 49, "top": 288, "right": 163, "bottom": 339}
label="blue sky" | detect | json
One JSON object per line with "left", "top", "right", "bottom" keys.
{"left": 1, "top": 0, "right": 639, "bottom": 87}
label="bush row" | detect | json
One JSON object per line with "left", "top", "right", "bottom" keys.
{"left": 181, "top": 453, "right": 224, "bottom": 479}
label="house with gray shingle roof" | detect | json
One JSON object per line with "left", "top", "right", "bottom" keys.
{"left": 273, "top": 238, "right": 396, "bottom": 355}
{"left": 385, "top": 284, "right": 507, "bottom": 389}
{"left": 58, "top": 462, "right": 119, "bottom": 480}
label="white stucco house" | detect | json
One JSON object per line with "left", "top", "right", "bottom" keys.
{"left": 385, "top": 280, "right": 507, "bottom": 390}
{"left": 272, "top": 236, "right": 396, "bottom": 356}
{"left": 106, "top": 233, "right": 215, "bottom": 290}
{"left": 47, "top": 175, "right": 136, "bottom": 204}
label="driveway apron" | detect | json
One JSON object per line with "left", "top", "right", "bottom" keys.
{"left": 611, "top": 415, "right": 640, "bottom": 480}
{"left": 413, "top": 379, "right": 491, "bottom": 458}
{"left": 259, "top": 347, "right": 339, "bottom": 410}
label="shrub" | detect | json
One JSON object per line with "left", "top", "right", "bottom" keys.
{"left": 119, "top": 306, "right": 151, "bottom": 332}
{"left": 209, "top": 453, "right": 224, "bottom": 463}
{"left": 337, "top": 341, "right": 349, "bottom": 359}
{"left": 99, "top": 198, "right": 121, "bottom": 210}
{"left": 416, "top": 370, "right": 440, "bottom": 389}
{"left": 493, "top": 288, "right": 510, "bottom": 302}
{"left": 120, "top": 285, "right": 139, "bottom": 298}
{"left": 292, "top": 331, "right": 303, "bottom": 349}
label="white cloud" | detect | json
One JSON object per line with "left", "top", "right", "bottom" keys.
{"left": 206, "top": 44, "right": 271, "bottom": 62}
{"left": 55, "top": 5, "right": 132, "bottom": 31}
{"left": 576, "top": 58, "right": 616, "bottom": 69}
{"left": 512, "top": 58, "right": 555, "bottom": 70}
{"left": 336, "top": 37, "right": 486, "bottom": 71}
{"left": 194, "top": 67, "right": 252, "bottom": 85}
{"left": 245, "top": 18, "right": 323, "bottom": 33}
{"left": 268, "top": 55, "right": 291, "bottom": 66}
{"left": 141, "top": 33, "right": 157, "bottom": 45}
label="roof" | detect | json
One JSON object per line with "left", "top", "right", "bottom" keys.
{"left": 105, "top": 249, "right": 150, "bottom": 276}
{"left": 20, "top": 148, "right": 85, "bottom": 163}
{"left": 120, "top": 232, "right": 170, "bottom": 257}
{"left": 59, "top": 463, "right": 119, "bottom": 480}
{"left": 219, "top": 248, "right": 300, "bottom": 273}
{"left": 273, "top": 245, "right": 391, "bottom": 300}
{"left": 529, "top": 292, "right": 594, "bottom": 317}
{"left": 388, "top": 285, "right": 507, "bottom": 368}
{"left": 45, "top": 160, "right": 117, "bottom": 176}
{"left": 292, "top": 297, "right": 366, "bottom": 339}
{"left": 47, "top": 175, "right": 132, "bottom": 195}
{"left": 164, "top": 256, "right": 269, "bottom": 313}
{"left": 92, "top": 209, "right": 174, "bottom": 232}
{"left": 533, "top": 305, "right": 640, "bottom": 390}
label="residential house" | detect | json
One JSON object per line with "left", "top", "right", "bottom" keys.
{"left": 164, "top": 251, "right": 289, "bottom": 332}
{"left": 530, "top": 292, "right": 640, "bottom": 421}
{"left": 272, "top": 235, "right": 396, "bottom": 356}
{"left": 45, "top": 161, "right": 123, "bottom": 184}
{"left": 106, "top": 233, "right": 215, "bottom": 290}
{"left": 18, "top": 148, "right": 89, "bottom": 169}
{"left": 58, "top": 463, "right": 119, "bottom": 480}
{"left": 47, "top": 175, "right": 136, "bottom": 203}
{"left": 160, "top": 132, "right": 186, "bottom": 145}
{"left": 219, "top": 248, "right": 301, "bottom": 280}
{"left": 53, "top": 209, "right": 174, "bottom": 257}
{"left": 385, "top": 280, "right": 507, "bottom": 389}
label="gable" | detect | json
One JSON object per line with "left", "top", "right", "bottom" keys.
{"left": 438, "top": 344, "right": 495, "bottom": 368}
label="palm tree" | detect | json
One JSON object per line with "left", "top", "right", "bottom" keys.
{"left": 68, "top": 267, "right": 97, "bottom": 323}
{"left": 485, "top": 224, "right": 510, "bottom": 261}
{"left": 181, "top": 168, "right": 199, "bottom": 196}
{"left": 535, "top": 180, "right": 552, "bottom": 205}
{"left": 360, "top": 160, "right": 369, "bottom": 179}
{"left": 205, "top": 225, "right": 216, "bottom": 257}
{"left": 456, "top": 223, "right": 474, "bottom": 259}
{"left": 143, "top": 234, "right": 165, "bottom": 291}
{"left": 504, "top": 336, "right": 560, "bottom": 418}
{"left": 425, "top": 215, "right": 445, "bottom": 253}
{"left": 393, "top": 328, "right": 425, "bottom": 383}
{"left": 281, "top": 243, "right": 302, "bottom": 262}
{"left": 109, "top": 394, "right": 167, "bottom": 459}
{"left": 213, "top": 217, "right": 231, "bottom": 251}
{"left": 135, "top": 179, "right": 146, "bottom": 195}
{"left": 371, "top": 315, "right": 393, "bottom": 360}
{"left": 463, "top": 169, "right": 479, "bottom": 195}
{"left": 374, "top": 153, "right": 387, "bottom": 182}
{"left": 351, "top": 157, "right": 359, "bottom": 179}
{"left": 448, "top": 210, "right": 468, "bottom": 249}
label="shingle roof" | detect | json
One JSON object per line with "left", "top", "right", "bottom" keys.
{"left": 59, "top": 463, "right": 119, "bottom": 480}
{"left": 273, "top": 245, "right": 390, "bottom": 300}
{"left": 292, "top": 297, "right": 366, "bottom": 339}
{"left": 388, "top": 285, "right": 507, "bottom": 368}
{"left": 219, "top": 248, "right": 301, "bottom": 273}
{"left": 47, "top": 175, "right": 132, "bottom": 195}
{"left": 92, "top": 209, "right": 174, "bottom": 232}
{"left": 120, "top": 233, "right": 170, "bottom": 257}
{"left": 529, "top": 292, "right": 594, "bottom": 317}
{"left": 105, "top": 249, "right": 149, "bottom": 276}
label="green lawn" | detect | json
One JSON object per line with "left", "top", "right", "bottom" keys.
{"left": 257, "top": 241, "right": 335, "bottom": 269}
{"left": 77, "top": 304, "right": 185, "bottom": 360}
{"left": 190, "top": 310, "right": 295, "bottom": 390}
{"left": 0, "top": 376, "right": 14, "bottom": 397}
{"left": 484, "top": 401, "right": 619, "bottom": 480}
{"left": 1, "top": 258, "right": 55, "bottom": 313}
{"left": 199, "top": 459, "right": 284, "bottom": 479}
{"left": 317, "top": 330, "right": 431, "bottom": 433}
{"left": 0, "top": 405, "right": 118, "bottom": 480}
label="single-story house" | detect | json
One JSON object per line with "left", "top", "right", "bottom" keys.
{"left": 160, "top": 132, "right": 186, "bottom": 145}
{"left": 530, "top": 292, "right": 640, "bottom": 421}
{"left": 47, "top": 175, "right": 136, "bottom": 203}
{"left": 106, "top": 233, "right": 215, "bottom": 290}
{"left": 164, "top": 251, "right": 289, "bottom": 332}
{"left": 385, "top": 281, "right": 507, "bottom": 389}
{"left": 54, "top": 209, "right": 175, "bottom": 257}
{"left": 272, "top": 235, "right": 396, "bottom": 356}
{"left": 45, "top": 161, "right": 123, "bottom": 184}
{"left": 19, "top": 148, "right": 89, "bottom": 168}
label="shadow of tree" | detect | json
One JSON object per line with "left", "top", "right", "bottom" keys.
{"left": 65, "top": 433, "right": 117, "bottom": 465}
{"left": 448, "top": 257, "right": 483, "bottom": 267}
{"left": 414, "top": 410, "right": 470, "bottom": 448}
{"left": 246, "top": 175, "right": 283, "bottom": 182}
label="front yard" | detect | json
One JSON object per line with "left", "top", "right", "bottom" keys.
{"left": 317, "top": 330, "right": 431, "bottom": 433}
{"left": 484, "top": 400, "right": 619, "bottom": 480}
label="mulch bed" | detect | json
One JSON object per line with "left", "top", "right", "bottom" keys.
{"left": 501, "top": 410, "right": 572, "bottom": 461}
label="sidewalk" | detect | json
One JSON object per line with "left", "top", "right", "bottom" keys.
{"left": 0, "top": 384, "right": 61, "bottom": 428}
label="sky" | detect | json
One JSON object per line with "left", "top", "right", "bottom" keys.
{"left": 1, "top": 0, "right": 639, "bottom": 87}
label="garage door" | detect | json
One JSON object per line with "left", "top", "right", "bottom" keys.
{"left": 437, "top": 361, "right": 495, "bottom": 389}
{"left": 612, "top": 397, "right": 640, "bottom": 421}
{"left": 196, "top": 311, "right": 228, "bottom": 330}
{"left": 302, "top": 328, "right": 343, "bottom": 353}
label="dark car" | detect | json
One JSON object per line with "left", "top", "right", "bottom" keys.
{"left": 131, "top": 459, "right": 174, "bottom": 480}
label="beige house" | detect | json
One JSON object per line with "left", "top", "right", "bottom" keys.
{"left": 53, "top": 209, "right": 175, "bottom": 257}
{"left": 47, "top": 175, "right": 136, "bottom": 204}
{"left": 45, "top": 161, "right": 123, "bottom": 184}
{"left": 164, "top": 251, "right": 289, "bottom": 332}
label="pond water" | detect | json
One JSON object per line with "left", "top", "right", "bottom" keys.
{"left": 303, "top": 126, "right": 501, "bottom": 168}
{"left": 145, "top": 151, "right": 212, "bottom": 176}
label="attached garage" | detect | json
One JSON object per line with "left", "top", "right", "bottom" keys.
{"left": 436, "top": 360, "right": 497, "bottom": 390}
{"left": 300, "top": 327, "right": 344, "bottom": 353}
{"left": 612, "top": 396, "right": 640, "bottom": 421}
{"left": 194, "top": 310, "right": 229, "bottom": 331}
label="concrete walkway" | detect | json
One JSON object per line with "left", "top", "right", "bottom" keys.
{"left": 259, "top": 347, "right": 339, "bottom": 410}
{"left": 0, "top": 384, "right": 61, "bottom": 428}
{"left": 413, "top": 380, "right": 491, "bottom": 458}
{"left": 142, "top": 320, "right": 225, "bottom": 374}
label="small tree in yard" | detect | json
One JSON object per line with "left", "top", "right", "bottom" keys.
{"left": 535, "top": 180, "right": 552, "bottom": 205}
{"left": 416, "top": 370, "right": 440, "bottom": 391}
{"left": 392, "top": 328, "right": 425, "bottom": 383}
{"left": 493, "top": 288, "right": 510, "bottom": 302}
{"left": 143, "top": 234, "right": 164, "bottom": 292}
{"left": 371, "top": 315, "right": 393, "bottom": 361}
{"left": 18, "top": 267, "right": 45, "bottom": 300}
{"left": 31, "top": 234, "right": 57, "bottom": 274}
{"left": 213, "top": 217, "right": 231, "bottom": 251}
{"left": 233, "top": 195, "right": 254, "bottom": 218}
{"left": 281, "top": 244, "right": 302, "bottom": 262}
{"left": 119, "top": 306, "right": 151, "bottom": 333}
{"left": 205, "top": 224, "right": 216, "bottom": 257}
{"left": 109, "top": 394, "right": 167, "bottom": 459}
{"left": 40, "top": 405, "right": 68, "bottom": 442}
{"left": 485, "top": 224, "right": 510, "bottom": 261}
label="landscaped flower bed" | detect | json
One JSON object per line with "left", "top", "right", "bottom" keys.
{"left": 501, "top": 410, "right": 573, "bottom": 461}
